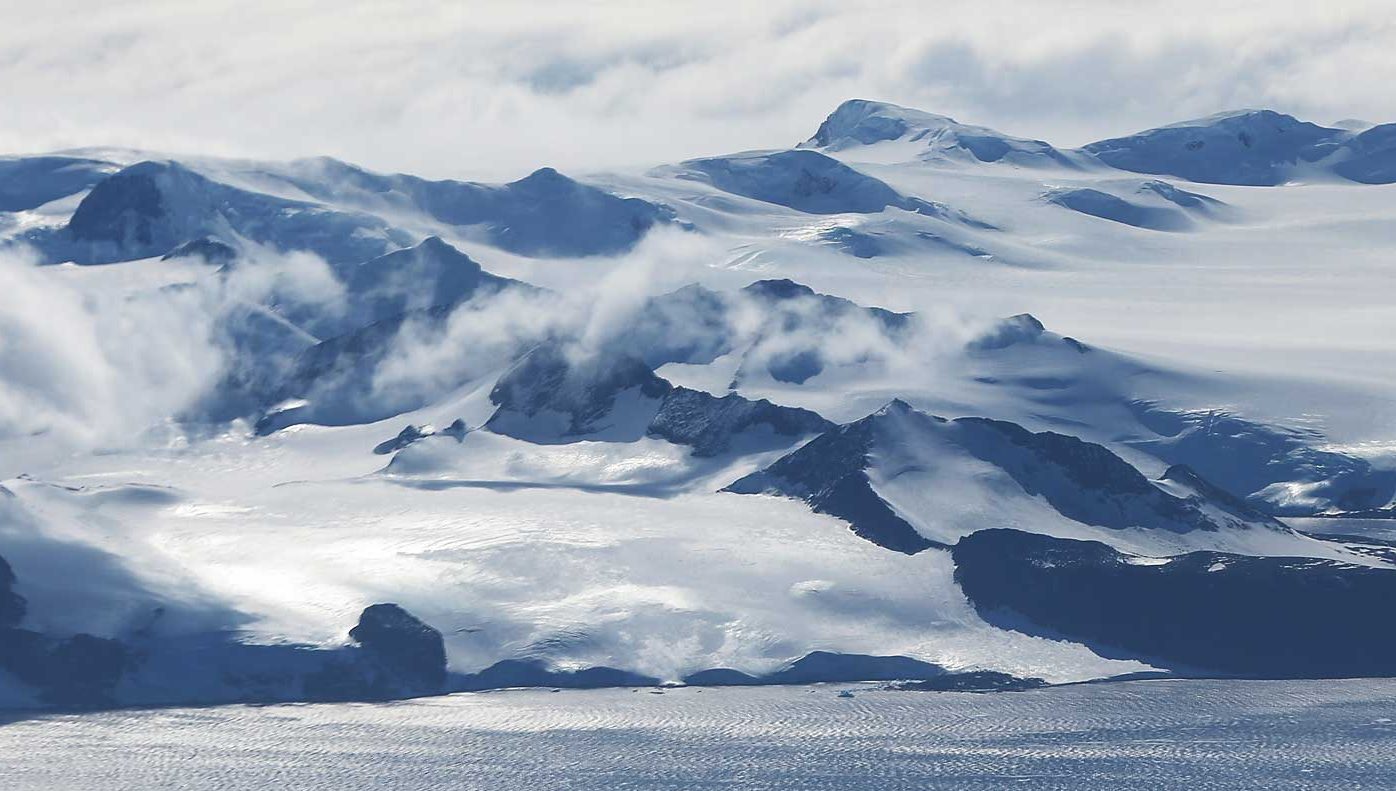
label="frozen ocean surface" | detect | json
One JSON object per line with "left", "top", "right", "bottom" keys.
{"left": 3, "top": 680, "right": 1395, "bottom": 790}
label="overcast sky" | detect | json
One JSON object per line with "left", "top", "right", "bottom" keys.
{"left": 1, "top": 0, "right": 1392, "bottom": 180}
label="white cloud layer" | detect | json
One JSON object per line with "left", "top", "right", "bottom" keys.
{"left": 1, "top": 1, "right": 1392, "bottom": 180}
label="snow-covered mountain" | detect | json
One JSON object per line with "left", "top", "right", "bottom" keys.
{"left": 803, "top": 99, "right": 1080, "bottom": 168}
{"left": 664, "top": 148, "right": 990, "bottom": 227}
{"left": 0, "top": 155, "right": 116, "bottom": 212}
{"left": 1081, "top": 110, "right": 1396, "bottom": 185}
{"left": 264, "top": 158, "right": 676, "bottom": 257}
{"left": 26, "top": 159, "right": 411, "bottom": 266}
{"left": 3, "top": 97, "right": 1396, "bottom": 709}
{"left": 1044, "top": 180, "right": 1229, "bottom": 231}
{"left": 726, "top": 400, "right": 1289, "bottom": 555}
{"left": 802, "top": 100, "right": 1396, "bottom": 185}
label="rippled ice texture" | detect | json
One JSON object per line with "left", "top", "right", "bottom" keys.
{"left": 4, "top": 680, "right": 1396, "bottom": 790}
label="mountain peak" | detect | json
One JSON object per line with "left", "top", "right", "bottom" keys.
{"left": 743, "top": 278, "right": 816, "bottom": 301}
{"left": 1161, "top": 108, "right": 1310, "bottom": 130}
{"left": 514, "top": 166, "right": 572, "bottom": 188}
{"left": 806, "top": 99, "right": 1075, "bottom": 167}
{"left": 414, "top": 234, "right": 455, "bottom": 254}
{"left": 876, "top": 398, "right": 917, "bottom": 416}
{"left": 806, "top": 100, "right": 956, "bottom": 149}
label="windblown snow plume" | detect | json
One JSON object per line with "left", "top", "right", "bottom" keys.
{"left": 0, "top": 251, "right": 221, "bottom": 449}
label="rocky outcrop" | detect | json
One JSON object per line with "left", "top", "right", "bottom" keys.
{"left": 486, "top": 342, "right": 831, "bottom": 454}
{"left": 724, "top": 405, "right": 940, "bottom": 554}
{"left": 727, "top": 400, "right": 1286, "bottom": 554}
{"left": 348, "top": 603, "right": 448, "bottom": 692}
{"left": 373, "top": 425, "right": 431, "bottom": 455}
{"left": 952, "top": 528, "right": 1396, "bottom": 677}
{"left": 647, "top": 388, "right": 832, "bottom": 457}
{"left": 0, "top": 554, "right": 24, "bottom": 628}
{"left": 0, "top": 552, "right": 128, "bottom": 706}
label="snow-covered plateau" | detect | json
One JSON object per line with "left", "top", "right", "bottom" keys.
{"left": 3, "top": 99, "right": 1396, "bottom": 709}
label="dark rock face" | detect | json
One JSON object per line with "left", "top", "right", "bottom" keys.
{"left": 0, "top": 554, "right": 25, "bottom": 628}
{"left": 440, "top": 419, "right": 469, "bottom": 441}
{"left": 953, "top": 417, "right": 1233, "bottom": 533}
{"left": 0, "top": 553, "right": 128, "bottom": 705}
{"left": 68, "top": 164, "right": 166, "bottom": 246}
{"left": 458, "top": 660, "right": 659, "bottom": 691}
{"left": 1159, "top": 464, "right": 1276, "bottom": 523}
{"left": 39, "top": 634, "right": 129, "bottom": 705}
{"left": 486, "top": 344, "right": 671, "bottom": 440}
{"left": 0, "top": 629, "right": 127, "bottom": 706}
{"left": 766, "top": 651, "right": 946, "bottom": 684}
{"left": 952, "top": 528, "right": 1396, "bottom": 677}
{"left": 683, "top": 651, "right": 951, "bottom": 686}
{"left": 968, "top": 313, "right": 1045, "bottom": 351}
{"left": 373, "top": 425, "right": 430, "bottom": 455}
{"left": 487, "top": 342, "right": 830, "bottom": 455}
{"left": 725, "top": 408, "right": 941, "bottom": 555}
{"left": 648, "top": 388, "right": 832, "bottom": 457}
{"left": 349, "top": 603, "right": 447, "bottom": 691}
{"left": 160, "top": 237, "right": 237, "bottom": 265}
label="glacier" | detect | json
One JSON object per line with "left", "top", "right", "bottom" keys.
{"left": 3, "top": 98, "right": 1396, "bottom": 711}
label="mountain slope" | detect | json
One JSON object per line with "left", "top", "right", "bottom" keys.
{"left": 0, "top": 155, "right": 115, "bottom": 212}
{"left": 271, "top": 158, "right": 674, "bottom": 257}
{"left": 1080, "top": 110, "right": 1383, "bottom": 185}
{"left": 726, "top": 400, "right": 1287, "bottom": 554}
{"left": 486, "top": 342, "right": 832, "bottom": 455}
{"left": 336, "top": 236, "right": 524, "bottom": 333}
{"left": 29, "top": 160, "right": 409, "bottom": 265}
{"left": 670, "top": 149, "right": 987, "bottom": 224}
{"left": 1045, "top": 181, "right": 1227, "bottom": 232}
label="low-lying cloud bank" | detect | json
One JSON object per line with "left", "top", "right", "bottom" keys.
{"left": 1, "top": 1, "right": 1392, "bottom": 179}
{"left": 0, "top": 224, "right": 985, "bottom": 451}
{"left": 0, "top": 243, "right": 345, "bottom": 450}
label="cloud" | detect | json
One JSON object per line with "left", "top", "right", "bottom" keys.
{"left": 367, "top": 227, "right": 721, "bottom": 409}
{"left": 1, "top": 1, "right": 1392, "bottom": 180}
{"left": 0, "top": 244, "right": 352, "bottom": 454}
{"left": 0, "top": 250, "right": 223, "bottom": 449}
